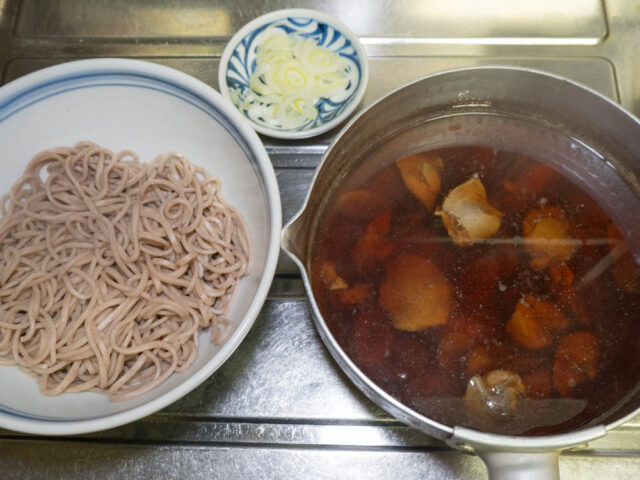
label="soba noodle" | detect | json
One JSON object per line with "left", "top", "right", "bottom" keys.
{"left": 0, "top": 142, "right": 251, "bottom": 401}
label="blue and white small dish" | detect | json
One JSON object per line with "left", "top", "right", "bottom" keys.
{"left": 219, "top": 9, "right": 369, "bottom": 140}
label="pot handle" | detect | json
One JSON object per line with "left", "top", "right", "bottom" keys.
{"left": 480, "top": 451, "right": 560, "bottom": 480}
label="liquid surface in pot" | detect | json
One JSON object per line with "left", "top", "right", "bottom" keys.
{"left": 311, "top": 144, "right": 640, "bottom": 435}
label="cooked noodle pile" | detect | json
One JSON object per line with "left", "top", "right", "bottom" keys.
{"left": 0, "top": 142, "right": 251, "bottom": 401}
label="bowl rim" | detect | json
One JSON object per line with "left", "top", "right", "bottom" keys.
{"left": 218, "top": 8, "right": 370, "bottom": 140}
{"left": 0, "top": 57, "right": 282, "bottom": 435}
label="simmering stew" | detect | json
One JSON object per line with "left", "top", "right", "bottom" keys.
{"left": 311, "top": 145, "right": 640, "bottom": 435}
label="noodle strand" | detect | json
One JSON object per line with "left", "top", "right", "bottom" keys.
{"left": 0, "top": 143, "right": 251, "bottom": 400}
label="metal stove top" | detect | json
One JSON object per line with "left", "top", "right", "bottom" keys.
{"left": 1, "top": 0, "right": 639, "bottom": 478}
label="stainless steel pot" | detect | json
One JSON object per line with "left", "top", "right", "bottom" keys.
{"left": 281, "top": 66, "right": 640, "bottom": 479}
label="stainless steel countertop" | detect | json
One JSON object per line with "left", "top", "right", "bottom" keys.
{"left": 1, "top": 1, "right": 640, "bottom": 478}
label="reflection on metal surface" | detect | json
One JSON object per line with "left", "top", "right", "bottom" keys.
{"left": 1, "top": 437, "right": 640, "bottom": 479}
{"left": 358, "top": 0, "right": 608, "bottom": 46}
{"left": 15, "top": 0, "right": 606, "bottom": 44}
{"left": 0, "top": 441, "right": 489, "bottom": 479}
{"left": 1, "top": 0, "right": 640, "bottom": 478}
{"left": 2, "top": 55, "right": 620, "bottom": 127}
{"left": 159, "top": 300, "right": 389, "bottom": 421}
{"left": 17, "top": 1, "right": 234, "bottom": 38}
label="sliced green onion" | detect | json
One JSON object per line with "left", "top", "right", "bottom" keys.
{"left": 231, "top": 25, "right": 358, "bottom": 130}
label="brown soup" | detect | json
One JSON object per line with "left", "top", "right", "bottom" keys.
{"left": 311, "top": 145, "right": 640, "bottom": 435}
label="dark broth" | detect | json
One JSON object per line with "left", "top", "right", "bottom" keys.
{"left": 311, "top": 144, "right": 640, "bottom": 436}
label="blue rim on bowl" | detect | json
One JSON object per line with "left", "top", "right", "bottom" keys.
{"left": 218, "top": 9, "right": 369, "bottom": 140}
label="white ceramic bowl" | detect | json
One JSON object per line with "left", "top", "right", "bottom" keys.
{"left": 218, "top": 8, "right": 369, "bottom": 140}
{"left": 0, "top": 58, "right": 281, "bottom": 435}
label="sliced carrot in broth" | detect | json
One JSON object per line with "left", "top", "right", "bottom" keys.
{"left": 553, "top": 331, "right": 600, "bottom": 398}
{"left": 549, "top": 263, "right": 574, "bottom": 303}
{"left": 335, "top": 189, "right": 389, "bottom": 221}
{"left": 317, "top": 261, "right": 347, "bottom": 290}
{"left": 523, "top": 206, "right": 577, "bottom": 271}
{"left": 491, "top": 156, "right": 557, "bottom": 216}
{"left": 532, "top": 296, "right": 570, "bottom": 334}
{"left": 352, "top": 208, "right": 394, "bottom": 271}
{"left": 550, "top": 263, "right": 574, "bottom": 289}
{"left": 339, "top": 283, "right": 374, "bottom": 305}
{"left": 466, "top": 346, "right": 492, "bottom": 377}
{"left": 507, "top": 295, "right": 570, "bottom": 350}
